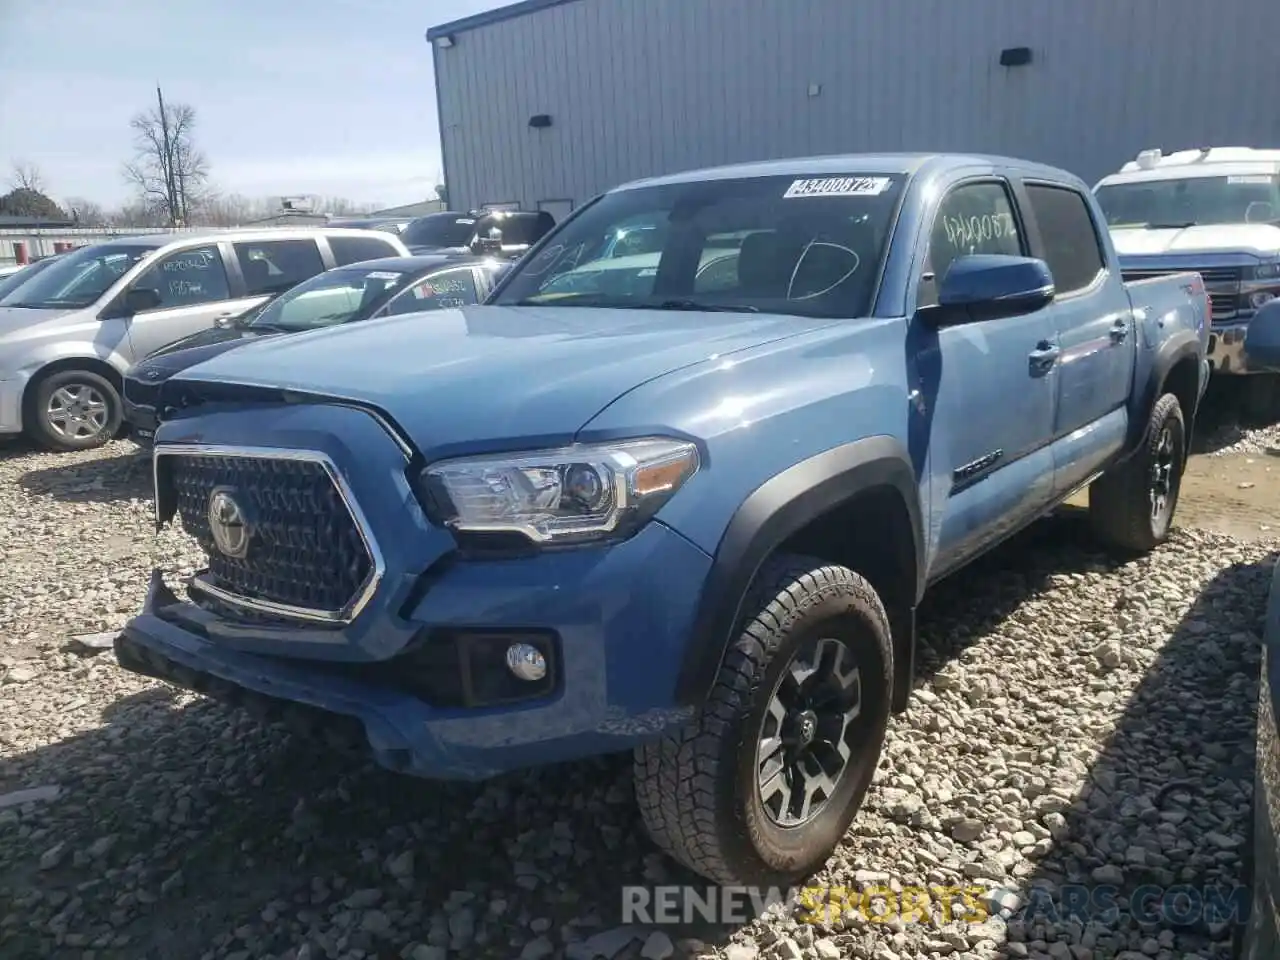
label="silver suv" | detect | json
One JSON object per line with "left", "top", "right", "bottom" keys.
{"left": 0, "top": 227, "right": 409, "bottom": 451}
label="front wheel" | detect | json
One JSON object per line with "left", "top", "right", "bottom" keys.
{"left": 26, "top": 368, "right": 123, "bottom": 452}
{"left": 634, "top": 554, "right": 893, "bottom": 885}
{"left": 1088, "top": 391, "right": 1186, "bottom": 554}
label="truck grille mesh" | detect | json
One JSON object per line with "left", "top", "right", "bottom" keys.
{"left": 166, "top": 453, "right": 373, "bottom": 616}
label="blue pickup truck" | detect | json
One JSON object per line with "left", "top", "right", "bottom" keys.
{"left": 116, "top": 153, "right": 1210, "bottom": 885}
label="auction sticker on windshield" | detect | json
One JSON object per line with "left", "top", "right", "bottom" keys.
{"left": 366, "top": 271, "right": 402, "bottom": 281}
{"left": 783, "top": 176, "right": 892, "bottom": 198}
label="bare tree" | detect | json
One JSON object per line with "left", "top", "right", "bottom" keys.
{"left": 122, "top": 87, "right": 210, "bottom": 227}
{"left": 64, "top": 197, "right": 106, "bottom": 226}
{"left": 9, "top": 160, "right": 45, "bottom": 193}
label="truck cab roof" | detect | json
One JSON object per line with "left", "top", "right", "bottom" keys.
{"left": 1096, "top": 146, "right": 1280, "bottom": 187}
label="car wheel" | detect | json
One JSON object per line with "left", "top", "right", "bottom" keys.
{"left": 27, "top": 369, "right": 123, "bottom": 452}
{"left": 1243, "top": 373, "right": 1280, "bottom": 426}
{"left": 1088, "top": 392, "right": 1186, "bottom": 554}
{"left": 634, "top": 553, "right": 893, "bottom": 885}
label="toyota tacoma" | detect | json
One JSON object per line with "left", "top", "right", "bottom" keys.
{"left": 117, "top": 153, "right": 1210, "bottom": 885}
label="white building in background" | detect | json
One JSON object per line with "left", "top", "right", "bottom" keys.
{"left": 427, "top": 0, "right": 1280, "bottom": 216}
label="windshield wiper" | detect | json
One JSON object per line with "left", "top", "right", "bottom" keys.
{"left": 652, "top": 299, "right": 760, "bottom": 313}
{"left": 1147, "top": 221, "right": 1197, "bottom": 229}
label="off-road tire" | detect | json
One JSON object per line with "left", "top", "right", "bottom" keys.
{"left": 1242, "top": 373, "right": 1280, "bottom": 426}
{"left": 634, "top": 554, "right": 893, "bottom": 885}
{"left": 26, "top": 368, "right": 123, "bottom": 452}
{"left": 1088, "top": 392, "right": 1186, "bottom": 555}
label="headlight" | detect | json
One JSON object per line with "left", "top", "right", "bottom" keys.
{"left": 1253, "top": 261, "right": 1280, "bottom": 280}
{"left": 421, "top": 437, "right": 700, "bottom": 544}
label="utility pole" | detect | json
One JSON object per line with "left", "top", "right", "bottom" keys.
{"left": 156, "top": 84, "right": 178, "bottom": 226}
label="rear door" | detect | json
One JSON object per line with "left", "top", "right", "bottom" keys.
{"left": 121, "top": 243, "right": 259, "bottom": 359}
{"left": 1018, "top": 181, "right": 1136, "bottom": 494}
{"left": 913, "top": 177, "right": 1060, "bottom": 576}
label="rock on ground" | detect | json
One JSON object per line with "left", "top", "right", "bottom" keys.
{"left": 0, "top": 438, "right": 1271, "bottom": 960}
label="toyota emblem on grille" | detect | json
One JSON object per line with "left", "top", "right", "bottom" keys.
{"left": 207, "top": 489, "right": 250, "bottom": 559}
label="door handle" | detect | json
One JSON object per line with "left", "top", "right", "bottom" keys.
{"left": 1028, "top": 341, "right": 1060, "bottom": 375}
{"left": 1110, "top": 318, "right": 1129, "bottom": 342}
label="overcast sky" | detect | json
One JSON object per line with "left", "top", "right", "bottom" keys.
{"left": 0, "top": 0, "right": 506, "bottom": 209}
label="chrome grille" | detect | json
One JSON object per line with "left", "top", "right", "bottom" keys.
{"left": 1121, "top": 266, "right": 1243, "bottom": 322}
{"left": 157, "top": 448, "right": 378, "bottom": 622}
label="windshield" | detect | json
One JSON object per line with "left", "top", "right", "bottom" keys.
{"left": 247, "top": 265, "right": 413, "bottom": 331}
{"left": 493, "top": 173, "right": 906, "bottom": 318}
{"left": 1095, "top": 174, "right": 1280, "bottom": 228}
{"left": 1, "top": 243, "right": 158, "bottom": 309}
{"left": 402, "top": 214, "right": 476, "bottom": 248}
{"left": 0, "top": 257, "right": 58, "bottom": 302}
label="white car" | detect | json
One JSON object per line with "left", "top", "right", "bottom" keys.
{"left": 0, "top": 226, "right": 409, "bottom": 451}
{"left": 1093, "top": 147, "right": 1280, "bottom": 415}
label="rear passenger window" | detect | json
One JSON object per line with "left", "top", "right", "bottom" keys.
{"left": 328, "top": 234, "right": 400, "bottom": 267}
{"left": 1024, "top": 184, "right": 1107, "bottom": 295}
{"left": 233, "top": 239, "right": 325, "bottom": 296}
{"left": 384, "top": 269, "right": 479, "bottom": 315}
{"left": 921, "top": 182, "right": 1023, "bottom": 307}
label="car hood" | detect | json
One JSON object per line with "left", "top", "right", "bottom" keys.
{"left": 1110, "top": 223, "right": 1280, "bottom": 258}
{"left": 135, "top": 326, "right": 284, "bottom": 378}
{"left": 171, "top": 304, "right": 833, "bottom": 453}
{"left": 0, "top": 305, "right": 77, "bottom": 339}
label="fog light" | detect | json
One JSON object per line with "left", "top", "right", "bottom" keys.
{"left": 505, "top": 642, "right": 547, "bottom": 682}
{"left": 1251, "top": 291, "right": 1276, "bottom": 309}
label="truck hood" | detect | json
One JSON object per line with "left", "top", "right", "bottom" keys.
{"left": 1110, "top": 223, "right": 1280, "bottom": 258}
{"left": 171, "top": 304, "right": 832, "bottom": 452}
{"left": 0, "top": 305, "right": 76, "bottom": 340}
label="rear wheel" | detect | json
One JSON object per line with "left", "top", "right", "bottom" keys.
{"left": 1088, "top": 392, "right": 1185, "bottom": 554}
{"left": 26, "top": 369, "right": 122, "bottom": 452}
{"left": 1242, "top": 373, "right": 1280, "bottom": 426}
{"left": 634, "top": 554, "right": 893, "bottom": 885}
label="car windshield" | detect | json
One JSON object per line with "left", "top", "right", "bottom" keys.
{"left": 246, "top": 265, "right": 413, "bottom": 331}
{"left": 402, "top": 215, "right": 477, "bottom": 248}
{"left": 0, "top": 257, "right": 59, "bottom": 302}
{"left": 493, "top": 173, "right": 907, "bottom": 318}
{"left": 1, "top": 243, "right": 158, "bottom": 309}
{"left": 1095, "top": 174, "right": 1280, "bottom": 228}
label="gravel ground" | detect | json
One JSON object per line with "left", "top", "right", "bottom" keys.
{"left": 0, "top": 437, "right": 1275, "bottom": 960}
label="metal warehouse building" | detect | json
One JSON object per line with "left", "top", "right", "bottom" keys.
{"left": 428, "top": 0, "right": 1280, "bottom": 217}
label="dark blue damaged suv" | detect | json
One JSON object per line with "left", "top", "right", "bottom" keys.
{"left": 116, "top": 152, "right": 1209, "bottom": 885}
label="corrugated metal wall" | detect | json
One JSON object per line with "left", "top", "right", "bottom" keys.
{"left": 432, "top": 0, "right": 1280, "bottom": 214}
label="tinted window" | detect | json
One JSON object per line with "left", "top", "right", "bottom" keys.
{"left": 233, "top": 239, "right": 325, "bottom": 296}
{"left": 495, "top": 173, "right": 906, "bottom": 319}
{"left": 384, "top": 268, "right": 479, "bottom": 315}
{"left": 402, "top": 214, "right": 477, "bottom": 248}
{"left": 484, "top": 212, "right": 554, "bottom": 246}
{"left": 1, "top": 243, "right": 157, "bottom": 309}
{"left": 131, "top": 245, "right": 231, "bottom": 309}
{"left": 1025, "top": 184, "right": 1106, "bottom": 295}
{"left": 1094, "top": 174, "right": 1280, "bottom": 228}
{"left": 328, "top": 234, "right": 400, "bottom": 266}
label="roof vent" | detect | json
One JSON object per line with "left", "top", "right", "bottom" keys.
{"left": 1135, "top": 149, "right": 1162, "bottom": 169}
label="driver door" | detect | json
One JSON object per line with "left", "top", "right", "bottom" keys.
{"left": 914, "top": 178, "right": 1060, "bottom": 577}
{"left": 120, "top": 243, "right": 261, "bottom": 360}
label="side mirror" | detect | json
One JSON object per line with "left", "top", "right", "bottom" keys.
{"left": 1246, "top": 201, "right": 1275, "bottom": 224}
{"left": 925, "top": 254, "right": 1055, "bottom": 325}
{"left": 122, "top": 286, "right": 163, "bottom": 316}
{"left": 1245, "top": 298, "right": 1280, "bottom": 371}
